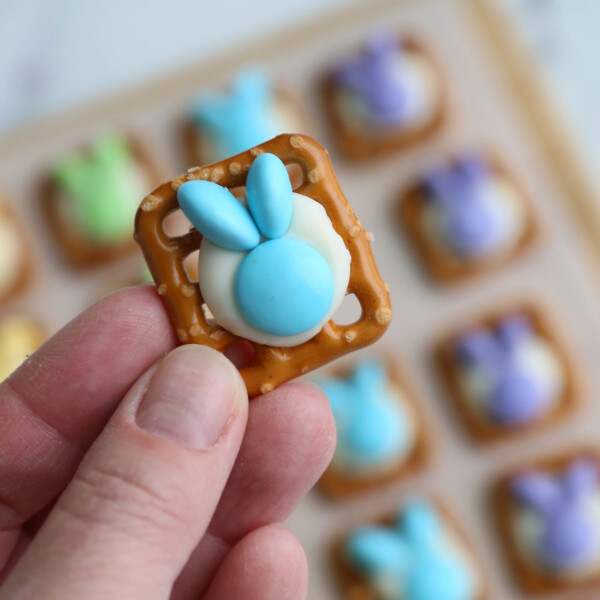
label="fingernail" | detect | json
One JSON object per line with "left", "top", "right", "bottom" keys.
{"left": 136, "top": 345, "right": 245, "bottom": 449}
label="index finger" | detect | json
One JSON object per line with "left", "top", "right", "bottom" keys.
{"left": 0, "top": 284, "right": 177, "bottom": 533}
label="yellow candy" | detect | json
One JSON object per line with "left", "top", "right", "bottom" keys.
{"left": 0, "top": 316, "right": 45, "bottom": 381}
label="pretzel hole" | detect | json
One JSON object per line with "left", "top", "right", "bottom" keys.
{"left": 184, "top": 250, "right": 199, "bottom": 282}
{"left": 224, "top": 338, "right": 256, "bottom": 369}
{"left": 163, "top": 209, "right": 191, "bottom": 238}
{"left": 286, "top": 162, "right": 304, "bottom": 190}
{"left": 201, "top": 302, "right": 216, "bottom": 326}
{"left": 331, "top": 293, "right": 362, "bottom": 326}
{"left": 230, "top": 185, "right": 246, "bottom": 199}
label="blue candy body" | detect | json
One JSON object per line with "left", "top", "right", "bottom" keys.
{"left": 179, "top": 152, "right": 338, "bottom": 340}
{"left": 319, "top": 360, "right": 410, "bottom": 469}
{"left": 347, "top": 528, "right": 410, "bottom": 573}
{"left": 234, "top": 238, "right": 334, "bottom": 336}
{"left": 346, "top": 501, "right": 476, "bottom": 600}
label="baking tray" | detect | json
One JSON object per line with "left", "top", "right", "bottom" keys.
{"left": 3, "top": 0, "right": 600, "bottom": 598}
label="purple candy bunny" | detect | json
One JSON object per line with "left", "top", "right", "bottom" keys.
{"left": 511, "top": 459, "right": 599, "bottom": 571}
{"left": 424, "top": 156, "right": 508, "bottom": 257}
{"left": 334, "top": 31, "right": 418, "bottom": 126}
{"left": 455, "top": 314, "right": 554, "bottom": 425}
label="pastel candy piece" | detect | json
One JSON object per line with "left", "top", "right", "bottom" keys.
{"left": 335, "top": 32, "right": 412, "bottom": 125}
{"left": 497, "top": 314, "right": 531, "bottom": 349}
{"left": 234, "top": 238, "right": 334, "bottom": 336}
{"left": 489, "top": 366, "right": 549, "bottom": 424}
{"left": 564, "top": 459, "right": 599, "bottom": 495}
{"left": 444, "top": 197, "right": 503, "bottom": 256}
{"left": 353, "top": 358, "right": 387, "bottom": 390}
{"left": 0, "top": 316, "right": 45, "bottom": 382}
{"left": 455, "top": 330, "right": 502, "bottom": 365}
{"left": 246, "top": 153, "right": 293, "bottom": 238}
{"left": 512, "top": 462, "right": 600, "bottom": 570}
{"left": 319, "top": 359, "right": 410, "bottom": 467}
{"left": 53, "top": 134, "right": 140, "bottom": 244}
{"left": 401, "top": 501, "right": 440, "bottom": 549}
{"left": 347, "top": 401, "right": 408, "bottom": 462}
{"left": 406, "top": 554, "right": 474, "bottom": 600}
{"left": 425, "top": 156, "right": 510, "bottom": 256}
{"left": 511, "top": 473, "right": 561, "bottom": 511}
{"left": 541, "top": 506, "right": 596, "bottom": 568}
{"left": 347, "top": 527, "right": 410, "bottom": 574}
{"left": 178, "top": 180, "right": 259, "bottom": 251}
{"left": 193, "top": 68, "right": 279, "bottom": 158}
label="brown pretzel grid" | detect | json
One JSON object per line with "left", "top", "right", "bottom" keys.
{"left": 322, "top": 37, "right": 447, "bottom": 162}
{"left": 135, "top": 134, "right": 391, "bottom": 397}
{"left": 492, "top": 447, "right": 600, "bottom": 595}
{"left": 435, "top": 300, "right": 582, "bottom": 444}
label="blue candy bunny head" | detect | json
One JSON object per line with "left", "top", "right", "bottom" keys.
{"left": 177, "top": 153, "right": 350, "bottom": 346}
{"left": 335, "top": 31, "right": 415, "bottom": 126}
{"left": 511, "top": 459, "right": 600, "bottom": 572}
{"left": 424, "top": 156, "right": 509, "bottom": 257}
{"left": 318, "top": 359, "right": 412, "bottom": 472}
{"left": 455, "top": 314, "right": 556, "bottom": 426}
{"left": 347, "top": 500, "right": 478, "bottom": 600}
{"left": 193, "top": 68, "right": 282, "bottom": 160}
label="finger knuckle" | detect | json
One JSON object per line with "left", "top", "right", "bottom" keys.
{"left": 57, "top": 464, "right": 187, "bottom": 532}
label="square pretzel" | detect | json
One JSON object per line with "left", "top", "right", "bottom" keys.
{"left": 40, "top": 132, "right": 164, "bottom": 269}
{"left": 134, "top": 134, "right": 391, "bottom": 397}
{"left": 399, "top": 153, "right": 539, "bottom": 284}
{"left": 492, "top": 447, "right": 600, "bottom": 595}
{"left": 333, "top": 496, "right": 488, "bottom": 600}
{"left": 318, "top": 352, "right": 430, "bottom": 499}
{"left": 434, "top": 300, "right": 582, "bottom": 444}
{"left": 321, "top": 35, "right": 447, "bottom": 162}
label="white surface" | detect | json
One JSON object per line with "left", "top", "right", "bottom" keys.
{"left": 3, "top": 0, "right": 600, "bottom": 174}
{"left": 0, "top": 0, "right": 358, "bottom": 133}
{"left": 497, "top": 0, "right": 600, "bottom": 171}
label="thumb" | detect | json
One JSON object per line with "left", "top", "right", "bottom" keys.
{"left": 1, "top": 345, "right": 248, "bottom": 600}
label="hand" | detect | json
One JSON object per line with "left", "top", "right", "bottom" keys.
{"left": 0, "top": 285, "right": 336, "bottom": 599}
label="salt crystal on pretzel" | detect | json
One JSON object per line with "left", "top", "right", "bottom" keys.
{"left": 135, "top": 134, "right": 391, "bottom": 396}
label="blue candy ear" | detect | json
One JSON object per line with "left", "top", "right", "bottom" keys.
{"left": 233, "top": 67, "right": 271, "bottom": 107}
{"left": 352, "top": 360, "right": 387, "bottom": 397}
{"left": 246, "top": 153, "right": 293, "bottom": 239}
{"left": 177, "top": 180, "right": 260, "bottom": 251}
{"left": 318, "top": 379, "right": 354, "bottom": 429}
{"left": 400, "top": 500, "right": 441, "bottom": 551}
{"left": 193, "top": 69, "right": 270, "bottom": 131}
{"left": 347, "top": 527, "right": 411, "bottom": 576}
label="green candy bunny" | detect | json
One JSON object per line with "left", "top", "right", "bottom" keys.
{"left": 52, "top": 134, "right": 145, "bottom": 245}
